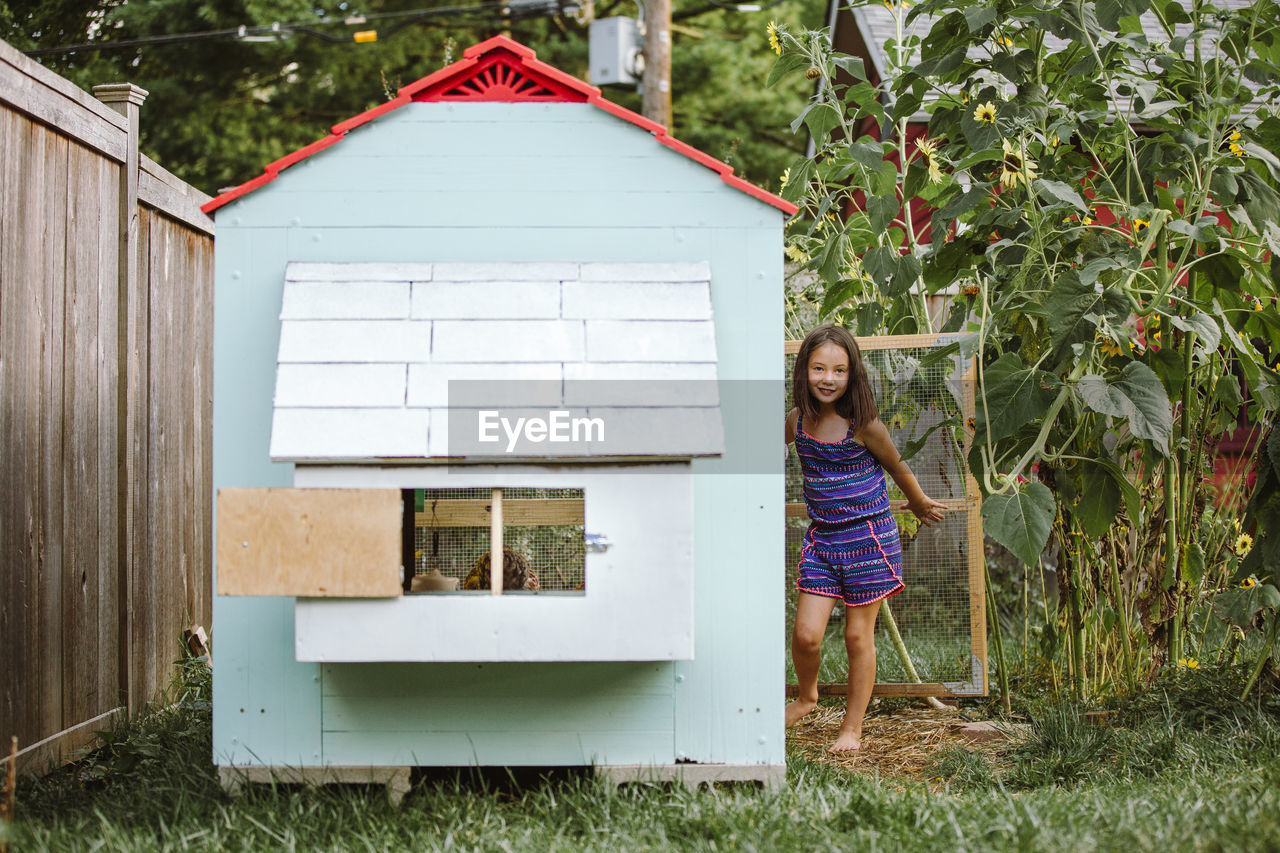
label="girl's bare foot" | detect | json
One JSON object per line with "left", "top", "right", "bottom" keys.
{"left": 827, "top": 729, "right": 862, "bottom": 752}
{"left": 785, "top": 699, "right": 818, "bottom": 728}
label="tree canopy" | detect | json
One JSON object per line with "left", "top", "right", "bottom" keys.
{"left": 2, "top": 0, "right": 822, "bottom": 195}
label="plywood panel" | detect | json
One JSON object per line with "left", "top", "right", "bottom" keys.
{"left": 216, "top": 488, "right": 402, "bottom": 597}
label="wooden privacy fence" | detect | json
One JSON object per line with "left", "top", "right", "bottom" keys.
{"left": 0, "top": 37, "right": 214, "bottom": 774}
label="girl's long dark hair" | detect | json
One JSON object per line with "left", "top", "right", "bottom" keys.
{"left": 792, "top": 325, "right": 878, "bottom": 429}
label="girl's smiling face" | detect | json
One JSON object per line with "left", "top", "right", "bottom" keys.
{"left": 807, "top": 341, "right": 849, "bottom": 406}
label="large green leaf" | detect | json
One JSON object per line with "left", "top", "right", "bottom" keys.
{"left": 1042, "top": 271, "right": 1130, "bottom": 356}
{"left": 982, "top": 481, "right": 1057, "bottom": 566}
{"left": 767, "top": 53, "right": 811, "bottom": 88}
{"left": 1082, "top": 456, "right": 1144, "bottom": 524}
{"left": 1077, "top": 361, "right": 1173, "bottom": 452}
{"left": 981, "top": 352, "right": 1063, "bottom": 443}
{"left": 1076, "top": 462, "right": 1121, "bottom": 537}
{"left": 1215, "top": 584, "right": 1280, "bottom": 630}
{"left": 1165, "top": 310, "right": 1221, "bottom": 353}
{"left": 1034, "top": 179, "right": 1088, "bottom": 212}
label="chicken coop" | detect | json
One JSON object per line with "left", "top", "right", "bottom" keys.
{"left": 202, "top": 36, "right": 795, "bottom": 798}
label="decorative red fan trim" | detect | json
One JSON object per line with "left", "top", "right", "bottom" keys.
{"left": 201, "top": 36, "right": 796, "bottom": 216}
{"left": 407, "top": 51, "right": 590, "bottom": 103}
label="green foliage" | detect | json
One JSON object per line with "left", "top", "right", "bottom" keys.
{"left": 1, "top": 0, "right": 823, "bottom": 195}
{"left": 982, "top": 480, "right": 1056, "bottom": 566}
{"left": 16, "top": 658, "right": 1280, "bottom": 851}
{"left": 776, "top": 0, "right": 1280, "bottom": 687}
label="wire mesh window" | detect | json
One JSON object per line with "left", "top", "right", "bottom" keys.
{"left": 785, "top": 335, "right": 986, "bottom": 696}
{"left": 411, "top": 487, "right": 585, "bottom": 595}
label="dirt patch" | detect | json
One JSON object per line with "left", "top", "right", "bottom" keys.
{"left": 787, "top": 703, "right": 1011, "bottom": 781}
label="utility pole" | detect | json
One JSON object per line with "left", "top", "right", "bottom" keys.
{"left": 641, "top": 0, "right": 671, "bottom": 129}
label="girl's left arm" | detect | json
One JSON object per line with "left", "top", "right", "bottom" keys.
{"left": 858, "top": 418, "right": 947, "bottom": 526}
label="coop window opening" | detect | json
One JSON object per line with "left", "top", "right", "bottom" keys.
{"left": 403, "top": 486, "right": 587, "bottom": 596}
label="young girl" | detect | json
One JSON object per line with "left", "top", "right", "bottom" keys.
{"left": 785, "top": 325, "right": 947, "bottom": 752}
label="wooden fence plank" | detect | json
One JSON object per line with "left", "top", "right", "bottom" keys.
{"left": 37, "top": 123, "right": 69, "bottom": 741}
{"left": 96, "top": 151, "right": 121, "bottom": 716}
{"left": 62, "top": 141, "right": 104, "bottom": 729}
{"left": 0, "top": 111, "right": 38, "bottom": 747}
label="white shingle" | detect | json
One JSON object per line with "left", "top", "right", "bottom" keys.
{"left": 432, "top": 262, "right": 579, "bottom": 281}
{"left": 278, "top": 320, "right": 431, "bottom": 363}
{"left": 585, "top": 320, "right": 717, "bottom": 362}
{"left": 407, "top": 363, "right": 563, "bottom": 407}
{"left": 411, "top": 281, "right": 560, "bottom": 320}
{"left": 281, "top": 281, "right": 411, "bottom": 319}
{"left": 285, "top": 262, "right": 432, "bottom": 282}
{"left": 561, "top": 281, "right": 712, "bottom": 320}
{"left": 580, "top": 262, "right": 710, "bottom": 282}
{"left": 432, "top": 320, "right": 584, "bottom": 362}
{"left": 275, "top": 364, "right": 407, "bottom": 407}
{"left": 563, "top": 362, "right": 719, "bottom": 406}
{"left": 270, "top": 408, "right": 429, "bottom": 460}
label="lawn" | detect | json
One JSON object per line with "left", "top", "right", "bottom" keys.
{"left": 9, "top": 660, "right": 1280, "bottom": 852}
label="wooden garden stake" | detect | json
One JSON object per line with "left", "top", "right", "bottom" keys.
{"left": 2, "top": 735, "right": 15, "bottom": 852}
{"left": 490, "top": 488, "right": 503, "bottom": 596}
{"left": 984, "top": 564, "right": 1012, "bottom": 716}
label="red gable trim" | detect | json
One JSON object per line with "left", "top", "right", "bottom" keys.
{"left": 201, "top": 35, "right": 797, "bottom": 216}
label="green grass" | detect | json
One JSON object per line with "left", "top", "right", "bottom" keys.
{"left": 11, "top": 660, "right": 1280, "bottom": 852}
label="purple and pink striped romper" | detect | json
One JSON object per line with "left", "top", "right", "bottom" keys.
{"left": 795, "top": 413, "right": 904, "bottom": 607}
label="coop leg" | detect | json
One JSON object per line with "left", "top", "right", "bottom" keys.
{"left": 386, "top": 767, "right": 411, "bottom": 807}
{"left": 217, "top": 767, "right": 245, "bottom": 798}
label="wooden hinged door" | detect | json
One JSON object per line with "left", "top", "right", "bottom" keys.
{"left": 216, "top": 488, "right": 403, "bottom": 597}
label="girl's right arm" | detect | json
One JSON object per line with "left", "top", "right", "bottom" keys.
{"left": 785, "top": 408, "right": 799, "bottom": 445}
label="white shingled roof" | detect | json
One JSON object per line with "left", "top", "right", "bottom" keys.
{"left": 269, "top": 262, "right": 723, "bottom": 462}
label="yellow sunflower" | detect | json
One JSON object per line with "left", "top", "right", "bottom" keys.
{"left": 1177, "top": 657, "right": 1200, "bottom": 669}
{"left": 767, "top": 21, "right": 781, "bottom": 55}
{"left": 1236, "top": 532, "right": 1254, "bottom": 557}
{"left": 974, "top": 101, "right": 997, "bottom": 124}
{"left": 784, "top": 244, "right": 809, "bottom": 264}
{"left": 1227, "top": 130, "right": 1245, "bottom": 157}
{"left": 1242, "top": 576, "right": 1259, "bottom": 589}
{"left": 1133, "top": 218, "right": 1150, "bottom": 235}
{"left": 1095, "top": 331, "right": 1125, "bottom": 357}
{"left": 915, "top": 137, "right": 944, "bottom": 185}
{"left": 999, "top": 137, "right": 1036, "bottom": 189}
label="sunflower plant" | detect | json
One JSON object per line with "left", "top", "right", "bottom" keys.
{"left": 773, "top": 0, "right": 1280, "bottom": 695}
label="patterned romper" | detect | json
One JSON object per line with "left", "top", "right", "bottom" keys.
{"left": 794, "top": 413, "right": 904, "bottom": 607}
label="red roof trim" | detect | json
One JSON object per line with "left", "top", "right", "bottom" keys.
{"left": 332, "top": 93, "right": 412, "bottom": 135}
{"left": 464, "top": 35, "right": 535, "bottom": 60}
{"left": 201, "top": 37, "right": 796, "bottom": 216}
{"left": 409, "top": 50, "right": 590, "bottom": 103}
{"left": 267, "top": 133, "right": 343, "bottom": 173}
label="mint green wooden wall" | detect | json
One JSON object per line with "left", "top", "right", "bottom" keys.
{"left": 212, "top": 102, "right": 785, "bottom": 768}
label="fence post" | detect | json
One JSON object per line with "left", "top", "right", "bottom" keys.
{"left": 92, "top": 82, "right": 147, "bottom": 717}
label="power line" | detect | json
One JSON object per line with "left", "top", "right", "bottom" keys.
{"left": 23, "top": 1, "right": 579, "bottom": 57}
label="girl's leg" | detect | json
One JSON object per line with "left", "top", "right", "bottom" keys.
{"left": 830, "top": 599, "right": 880, "bottom": 752}
{"left": 786, "top": 592, "right": 838, "bottom": 727}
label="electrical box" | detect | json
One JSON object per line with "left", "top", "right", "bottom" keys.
{"left": 589, "top": 17, "right": 643, "bottom": 87}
